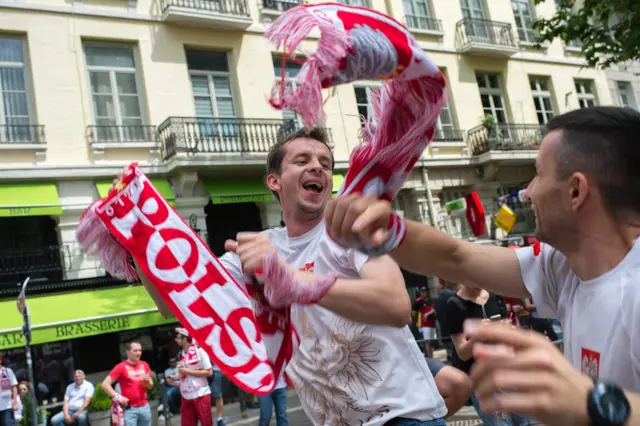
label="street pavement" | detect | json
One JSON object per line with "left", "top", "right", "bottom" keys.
{"left": 159, "top": 349, "right": 483, "bottom": 425}
{"left": 160, "top": 390, "right": 482, "bottom": 426}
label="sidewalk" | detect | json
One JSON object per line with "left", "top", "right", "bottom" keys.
{"left": 158, "top": 388, "right": 482, "bottom": 426}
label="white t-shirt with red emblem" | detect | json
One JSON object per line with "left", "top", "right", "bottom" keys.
{"left": 0, "top": 366, "right": 17, "bottom": 412}
{"left": 221, "top": 221, "right": 446, "bottom": 425}
{"left": 517, "top": 239, "right": 640, "bottom": 391}
{"left": 179, "top": 345, "right": 212, "bottom": 400}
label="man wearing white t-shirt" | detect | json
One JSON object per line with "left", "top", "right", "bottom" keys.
{"left": 325, "top": 106, "right": 640, "bottom": 426}
{"left": 0, "top": 356, "right": 18, "bottom": 426}
{"left": 175, "top": 328, "right": 217, "bottom": 426}
{"left": 136, "top": 127, "right": 447, "bottom": 426}
{"left": 51, "top": 370, "right": 94, "bottom": 426}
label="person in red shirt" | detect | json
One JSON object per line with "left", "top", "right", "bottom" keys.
{"left": 413, "top": 287, "right": 437, "bottom": 357}
{"left": 102, "top": 341, "right": 153, "bottom": 426}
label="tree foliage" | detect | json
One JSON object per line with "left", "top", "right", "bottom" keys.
{"left": 532, "top": 0, "right": 640, "bottom": 68}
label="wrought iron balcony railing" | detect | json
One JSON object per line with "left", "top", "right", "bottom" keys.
{"left": 336, "top": 0, "right": 369, "bottom": 6}
{"left": 262, "top": 0, "right": 302, "bottom": 11}
{"left": 159, "top": 117, "right": 327, "bottom": 160}
{"left": 433, "top": 128, "right": 465, "bottom": 142}
{"left": 0, "top": 244, "right": 125, "bottom": 298}
{"left": 0, "top": 124, "right": 45, "bottom": 144}
{"left": 468, "top": 123, "right": 545, "bottom": 155}
{"left": 405, "top": 15, "right": 443, "bottom": 32}
{"left": 455, "top": 18, "right": 517, "bottom": 48}
{"left": 161, "top": 0, "right": 250, "bottom": 17}
{"left": 86, "top": 125, "right": 157, "bottom": 144}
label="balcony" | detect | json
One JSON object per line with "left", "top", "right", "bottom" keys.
{"left": 455, "top": 18, "right": 518, "bottom": 57}
{"left": 161, "top": 0, "right": 252, "bottom": 29}
{"left": 0, "top": 124, "right": 45, "bottom": 145}
{"left": 336, "top": 0, "right": 370, "bottom": 6}
{"left": 0, "top": 124, "right": 47, "bottom": 163}
{"left": 433, "top": 128, "right": 465, "bottom": 143}
{"left": 262, "top": 0, "right": 303, "bottom": 14}
{"left": 159, "top": 117, "right": 300, "bottom": 161}
{"left": 405, "top": 15, "right": 443, "bottom": 35}
{"left": 86, "top": 124, "right": 157, "bottom": 146}
{"left": 468, "top": 123, "right": 545, "bottom": 156}
{"left": 0, "top": 244, "right": 124, "bottom": 299}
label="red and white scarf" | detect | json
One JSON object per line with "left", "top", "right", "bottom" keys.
{"left": 77, "top": 165, "right": 287, "bottom": 395}
{"left": 266, "top": 3, "right": 446, "bottom": 251}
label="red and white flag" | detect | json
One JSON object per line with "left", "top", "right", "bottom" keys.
{"left": 76, "top": 165, "right": 288, "bottom": 395}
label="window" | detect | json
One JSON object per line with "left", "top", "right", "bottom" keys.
{"left": 84, "top": 43, "right": 144, "bottom": 142}
{"left": 460, "top": 0, "right": 486, "bottom": 19}
{"left": 353, "top": 84, "right": 455, "bottom": 139}
{"left": 616, "top": 81, "right": 637, "bottom": 109}
{"left": 0, "top": 36, "right": 33, "bottom": 142}
{"left": 436, "top": 99, "right": 456, "bottom": 140}
{"left": 187, "top": 49, "right": 236, "bottom": 137}
{"left": 477, "top": 72, "right": 508, "bottom": 124}
{"left": 273, "top": 56, "right": 303, "bottom": 124}
{"left": 529, "top": 77, "right": 555, "bottom": 124}
{"left": 574, "top": 79, "right": 597, "bottom": 108}
{"left": 460, "top": 0, "right": 489, "bottom": 40}
{"left": 353, "top": 86, "right": 377, "bottom": 127}
{"left": 511, "top": 0, "right": 536, "bottom": 42}
{"left": 403, "top": 0, "right": 438, "bottom": 31}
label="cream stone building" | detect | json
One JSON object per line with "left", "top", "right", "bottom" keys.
{"left": 0, "top": 0, "right": 614, "bottom": 372}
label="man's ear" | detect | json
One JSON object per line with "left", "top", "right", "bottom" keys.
{"left": 266, "top": 174, "right": 281, "bottom": 193}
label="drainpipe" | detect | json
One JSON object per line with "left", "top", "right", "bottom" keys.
{"left": 420, "top": 161, "right": 438, "bottom": 227}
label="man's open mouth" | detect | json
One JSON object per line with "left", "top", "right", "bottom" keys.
{"left": 302, "top": 182, "right": 324, "bottom": 193}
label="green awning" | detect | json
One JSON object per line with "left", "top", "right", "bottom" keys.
{"left": 0, "top": 183, "right": 62, "bottom": 217}
{"left": 205, "top": 174, "right": 345, "bottom": 205}
{"left": 0, "top": 286, "right": 177, "bottom": 350}
{"left": 205, "top": 178, "right": 274, "bottom": 205}
{"left": 96, "top": 179, "right": 176, "bottom": 206}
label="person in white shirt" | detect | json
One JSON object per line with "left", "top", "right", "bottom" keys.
{"left": 174, "top": 328, "right": 217, "bottom": 426}
{"left": 324, "top": 106, "right": 640, "bottom": 426}
{"left": 0, "top": 356, "right": 18, "bottom": 426}
{"left": 51, "top": 370, "right": 94, "bottom": 426}
{"left": 135, "top": 127, "right": 447, "bottom": 426}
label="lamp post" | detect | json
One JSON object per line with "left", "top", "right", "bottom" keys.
{"left": 16, "top": 277, "right": 38, "bottom": 426}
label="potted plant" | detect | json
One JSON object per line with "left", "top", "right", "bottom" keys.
{"left": 88, "top": 383, "right": 112, "bottom": 426}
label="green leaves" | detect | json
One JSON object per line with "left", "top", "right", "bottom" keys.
{"left": 532, "top": 0, "right": 640, "bottom": 68}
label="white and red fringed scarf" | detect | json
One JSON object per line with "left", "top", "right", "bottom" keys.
{"left": 76, "top": 164, "right": 289, "bottom": 396}
{"left": 266, "top": 3, "right": 446, "bottom": 251}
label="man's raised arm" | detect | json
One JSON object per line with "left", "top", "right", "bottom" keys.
{"left": 325, "top": 195, "right": 529, "bottom": 298}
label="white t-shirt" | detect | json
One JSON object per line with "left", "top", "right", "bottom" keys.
{"left": 0, "top": 367, "right": 18, "bottom": 412}
{"left": 179, "top": 345, "right": 212, "bottom": 400}
{"left": 517, "top": 239, "right": 640, "bottom": 391}
{"left": 64, "top": 380, "right": 95, "bottom": 411}
{"left": 221, "top": 221, "right": 446, "bottom": 425}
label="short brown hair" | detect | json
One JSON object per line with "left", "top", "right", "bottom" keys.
{"left": 548, "top": 106, "right": 640, "bottom": 223}
{"left": 266, "top": 127, "right": 334, "bottom": 202}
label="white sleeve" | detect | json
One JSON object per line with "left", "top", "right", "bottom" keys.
{"left": 516, "top": 243, "right": 568, "bottom": 319}
{"left": 219, "top": 251, "right": 246, "bottom": 292}
{"left": 348, "top": 249, "right": 369, "bottom": 274}
{"left": 64, "top": 384, "right": 71, "bottom": 401}
{"left": 198, "top": 348, "right": 212, "bottom": 370}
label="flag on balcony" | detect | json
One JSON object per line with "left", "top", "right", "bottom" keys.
{"left": 266, "top": 3, "right": 446, "bottom": 244}
{"left": 75, "top": 164, "right": 289, "bottom": 396}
